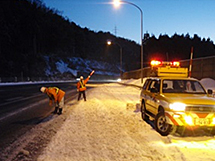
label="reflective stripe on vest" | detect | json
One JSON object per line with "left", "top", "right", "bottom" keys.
{"left": 79, "top": 80, "right": 85, "bottom": 88}
{"left": 48, "top": 87, "right": 59, "bottom": 94}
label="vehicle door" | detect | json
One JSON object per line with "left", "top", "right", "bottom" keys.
{"left": 145, "top": 79, "right": 160, "bottom": 114}
{"left": 141, "top": 79, "right": 151, "bottom": 109}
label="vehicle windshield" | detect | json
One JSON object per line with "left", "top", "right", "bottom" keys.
{"left": 162, "top": 79, "right": 206, "bottom": 94}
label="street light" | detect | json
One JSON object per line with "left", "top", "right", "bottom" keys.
{"left": 107, "top": 40, "right": 123, "bottom": 78}
{"left": 112, "top": 0, "right": 143, "bottom": 83}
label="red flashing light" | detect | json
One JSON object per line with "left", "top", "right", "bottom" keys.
{"left": 150, "top": 60, "right": 180, "bottom": 67}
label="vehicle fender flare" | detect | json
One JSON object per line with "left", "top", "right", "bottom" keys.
{"left": 164, "top": 111, "right": 179, "bottom": 125}
{"left": 158, "top": 106, "right": 175, "bottom": 125}
{"left": 158, "top": 106, "right": 164, "bottom": 113}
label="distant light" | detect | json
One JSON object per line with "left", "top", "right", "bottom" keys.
{"left": 117, "top": 78, "right": 121, "bottom": 82}
{"left": 107, "top": 40, "right": 112, "bottom": 45}
{"left": 76, "top": 78, "right": 80, "bottom": 81}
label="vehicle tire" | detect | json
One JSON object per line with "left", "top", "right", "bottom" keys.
{"left": 141, "top": 102, "right": 149, "bottom": 121}
{"left": 154, "top": 112, "right": 172, "bottom": 136}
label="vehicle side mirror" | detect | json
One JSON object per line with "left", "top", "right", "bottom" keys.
{"left": 207, "top": 89, "right": 213, "bottom": 94}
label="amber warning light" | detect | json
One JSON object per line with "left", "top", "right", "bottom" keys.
{"left": 151, "top": 60, "right": 161, "bottom": 66}
{"left": 150, "top": 60, "right": 180, "bottom": 67}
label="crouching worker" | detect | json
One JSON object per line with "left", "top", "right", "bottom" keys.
{"left": 40, "top": 87, "right": 65, "bottom": 115}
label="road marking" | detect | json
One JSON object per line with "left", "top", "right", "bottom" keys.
{"left": 0, "top": 94, "right": 42, "bottom": 106}
{"left": 6, "top": 97, "right": 23, "bottom": 101}
{"left": 0, "top": 99, "right": 47, "bottom": 122}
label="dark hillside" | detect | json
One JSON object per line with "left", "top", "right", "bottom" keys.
{"left": 0, "top": 0, "right": 215, "bottom": 81}
{"left": 0, "top": 0, "right": 140, "bottom": 80}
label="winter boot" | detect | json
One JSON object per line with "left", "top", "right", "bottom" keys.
{"left": 53, "top": 107, "right": 59, "bottom": 114}
{"left": 58, "top": 108, "right": 62, "bottom": 115}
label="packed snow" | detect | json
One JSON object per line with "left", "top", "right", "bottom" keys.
{"left": 37, "top": 79, "right": 215, "bottom": 161}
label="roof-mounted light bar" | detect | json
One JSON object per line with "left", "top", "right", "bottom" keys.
{"left": 150, "top": 60, "right": 180, "bottom": 67}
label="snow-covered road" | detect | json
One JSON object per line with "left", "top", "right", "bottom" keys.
{"left": 37, "top": 81, "right": 215, "bottom": 161}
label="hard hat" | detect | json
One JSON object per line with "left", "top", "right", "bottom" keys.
{"left": 80, "top": 76, "right": 83, "bottom": 79}
{"left": 40, "top": 87, "right": 46, "bottom": 93}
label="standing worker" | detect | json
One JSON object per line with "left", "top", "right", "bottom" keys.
{"left": 40, "top": 87, "right": 65, "bottom": 115}
{"left": 77, "top": 70, "right": 94, "bottom": 101}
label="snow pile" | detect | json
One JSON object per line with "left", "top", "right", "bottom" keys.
{"left": 56, "top": 60, "right": 77, "bottom": 76}
{"left": 55, "top": 57, "right": 119, "bottom": 77}
{"left": 37, "top": 80, "right": 215, "bottom": 161}
{"left": 200, "top": 78, "right": 215, "bottom": 90}
{"left": 121, "top": 78, "right": 147, "bottom": 87}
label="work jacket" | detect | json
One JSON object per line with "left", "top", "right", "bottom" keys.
{"left": 77, "top": 76, "right": 90, "bottom": 92}
{"left": 46, "top": 87, "right": 65, "bottom": 102}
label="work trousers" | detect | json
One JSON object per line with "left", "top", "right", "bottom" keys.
{"left": 78, "top": 91, "right": 86, "bottom": 101}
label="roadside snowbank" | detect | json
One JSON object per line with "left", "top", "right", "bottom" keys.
{"left": 38, "top": 80, "right": 215, "bottom": 161}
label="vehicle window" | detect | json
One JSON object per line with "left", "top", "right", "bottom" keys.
{"left": 143, "top": 79, "right": 151, "bottom": 90}
{"left": 148, "top": 80, "right": 160, "bottom": 92}
{"left": 162, "top": 79, "right": 206, "bottom": 94}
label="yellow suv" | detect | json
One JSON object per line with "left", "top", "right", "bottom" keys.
{"left": 140, "top": 61, "right": 215, "bottom": 136}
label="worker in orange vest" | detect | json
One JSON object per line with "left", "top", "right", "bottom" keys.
{"left": 77, "top": 70, "right": 94, "bottom": 101}
{"left": 40, "top": 87, "right": 65, "bottom": 115}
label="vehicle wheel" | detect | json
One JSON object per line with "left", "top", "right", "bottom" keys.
{"left": 141, "top": 102, "right": 149, "bottom": 121}
{"left": 154, "top": 112, "right": 172, "bottom": 136}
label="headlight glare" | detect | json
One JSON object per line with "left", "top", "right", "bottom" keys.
{"left": 184, "top": 115, "right": 193, "bottom": 125}
{"left": 169, "top": 102, "right": 186, "bottom": 111}
{"left": 212, "top": 118, "right": 215, "bottom": 124}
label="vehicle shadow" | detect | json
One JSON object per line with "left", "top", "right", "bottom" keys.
{"left": 134, "top": 103, "right": 156, "bottom": 129}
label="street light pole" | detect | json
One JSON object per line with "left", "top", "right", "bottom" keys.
{"left": 107, "top": 40, "right": 123, "bottom": 78}
{"left": 113, "top": 0, "right": 143, "bottom": 83}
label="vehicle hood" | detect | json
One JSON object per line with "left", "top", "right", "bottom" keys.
{"left": 161, "top": 94, "right": 215, "bottom": 105}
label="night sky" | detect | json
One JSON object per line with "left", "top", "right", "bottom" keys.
{"left": 42, "top": 0, "right": 215, "bottom": 44}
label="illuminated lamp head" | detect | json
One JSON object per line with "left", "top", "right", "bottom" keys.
{"left": 172, "top": 61, "right": 180, "bottom": 67}
{"left": 151, "top": 60, "right": 161, "bottom": 66}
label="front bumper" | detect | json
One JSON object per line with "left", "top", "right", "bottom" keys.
{"left": 165, "top": 111, "right": 215, "bottom": 127}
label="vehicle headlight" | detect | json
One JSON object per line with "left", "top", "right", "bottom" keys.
{"left": 117, "top": 78, "right": 121, "bottom": 82}
{"left": 212, "top": 118, "right": 215, "bottom": 125}
{"left": 169, "top": 102, "right": 186, "bottom": 111}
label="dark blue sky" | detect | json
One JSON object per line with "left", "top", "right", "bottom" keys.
{"left": 42, "top": 0, "right": 215, "bottom": 43}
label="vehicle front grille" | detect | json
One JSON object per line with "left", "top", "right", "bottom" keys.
{"left": 185, "top": 105, "right": 215, "bottom": 112}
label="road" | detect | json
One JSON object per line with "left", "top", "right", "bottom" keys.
{"left": 0, "top": 82, "right": 78, "bottom": 152}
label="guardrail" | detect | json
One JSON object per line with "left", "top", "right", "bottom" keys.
{"left": 122, "top": 56, "right": 215, "bottom": 80}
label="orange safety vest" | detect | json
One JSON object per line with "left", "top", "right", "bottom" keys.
{"left": 46, "top": 87, "right": 65, "bottom": 102}
{"left": 77, "top": 77, "right": 90, "bottom": 91}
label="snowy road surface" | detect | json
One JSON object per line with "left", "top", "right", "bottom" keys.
{"left": 37, "top": 81, "right": 215, "bottom": 161}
